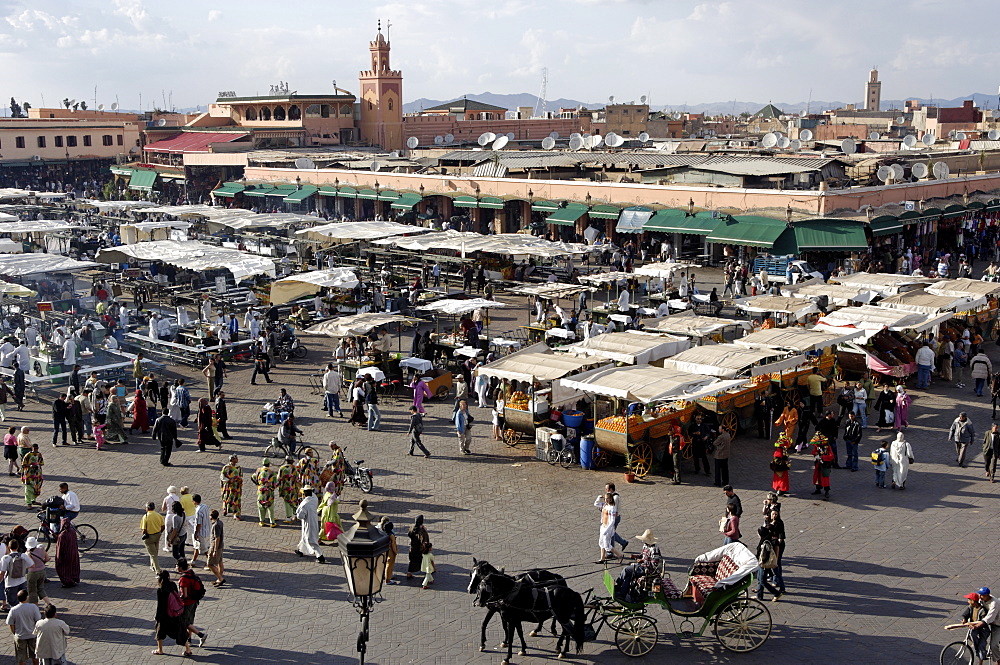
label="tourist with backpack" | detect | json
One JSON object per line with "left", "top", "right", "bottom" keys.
{"left": 0, "top": 540, "right": 33, "bottom": 607}
{"left": 176, "top": 558, "right": 208, "bottom": 649}
{"left": 152, "top": 570, "right": 192, "bottom": 656}
{"left": 872, "top": 439, "right": 890, "bottom": 488}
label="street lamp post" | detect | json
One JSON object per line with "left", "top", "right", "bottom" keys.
{"left": 338, "top": 500, "right": 390, "bottom": 665}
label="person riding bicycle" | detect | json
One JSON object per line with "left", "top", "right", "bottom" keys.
{"left": 967, "top": 587, "right": 1000, "bottom": 663}
{"left": 945, "top": 591, "right": 991, "bottom": 662}
{"left": 275, "top": 414, "right": 303, "bottom": 457}
{"left": 58, "top": 483, "right": 80, "bottom": 523}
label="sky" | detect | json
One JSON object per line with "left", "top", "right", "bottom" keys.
{"left": 0, "top": 0, "right": 998, "bottom": 112}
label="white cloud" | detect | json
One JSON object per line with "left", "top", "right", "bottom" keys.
{"left": 207, "top": 9, "right": 221, "bottom": 21}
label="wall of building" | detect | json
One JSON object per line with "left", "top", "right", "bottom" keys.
{"left": 28, "top": 108, "right": 143, "bottom": 121}
{"left": 0, "top": 119, "right": 140, "bottom": 162}
{"left": 604, "top": 104, "right": 649, "bottom": 137}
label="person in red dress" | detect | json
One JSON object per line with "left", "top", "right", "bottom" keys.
{"left": 770, "top": 446, "right": 790, "bottom": 496}
{"left": 811, "top": 434, "right": 834, "bottom": 500}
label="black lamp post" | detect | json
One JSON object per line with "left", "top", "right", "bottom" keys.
{"left": 339, "top": 500, "right": 390, "bottom": 664}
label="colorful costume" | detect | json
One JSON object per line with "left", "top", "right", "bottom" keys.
{"left": 130, "top": 389, "right": 149, "bottom": 433}
{"left": 250, "top": 464, "right": 278, "bottom": 526}
{"left": 811, "top": 434, "right": 834, "bottom": 493}
{"left": 770, "top": 447, "right": 790, "bottom": 493}
{"left": 319, "top": 482, "right": 343, "bottom": 542}
{"left": 894, "top": 389, "right": 912, "bottom": 430}
{"left": 774, "top": 405, "right": 798, "bottom": 439}
{"left": 21, "top": 450, "right": 43, "bottom": 505}
{"left": 105, "top": 398, "right": 129, "bottom": 444}
{"left": 296, "top": 455, "right": 322, "bottom": 493}
{"left": 219, "top": 461, "right": 243, "bottom": 517}
{"left": 277, "top": 460, "right": 301, "bottom": 520}
{"left": 324, "top": 448, "right": 346, "bottom": 495}
{"left": 411, "top": 378, "right": 433, "bottom": 414}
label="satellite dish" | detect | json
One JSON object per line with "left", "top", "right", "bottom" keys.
{"left": 957, "top": 132, "right": 967, "bottom": 140}
{"left": 640, "top": 95, "right": 647, "bottom": 104}
{"left": 110, "top": 102, "right": 119, "bottom": 111}
{"left": 157, "top": 118, "right": 167, "bottom": 127}
{"left": 541, "top": 137, "right": 556, "bottom": 150}
{"left": 570, "top": 133, "right": 581, "bottom": 140}
{"left": 761, "top": 132, "right": 778, "bottom": 148}
{"left": 569, "top": 136, "right": 584, "bottom": 151}
{"left": 841, "top": 138, "right": 857, "bottom": 155}
{"left": 933, "top": 162, "right": 950, "bottom": 179}
{"left": 921, "top": 133, "right": 935, "bottom": 146}
{"left": 604, "top": 131, "right": 618, "bottom": 146}
{"left": 549, "top": 131, "right": 559, "bottom": 139}
{"left": 491, "top": 135, "right": 509, "bottom": 151}
{"left": 370, "top": 161, "right": 382, "bottom": 172}
{"left": 389, "top": 151, "right": 400, "bottom": 158}
{"left": 777, "top": 137, "right": 791, "bottom": 149}
{"left": 903, "top": 135, "right": 917, "bottom": 148}
{"left": 97, "top": 104, "right": 105, "bottom": 111}
{"left": 876, "top": 166, "right": 891, "bottom": 182}
{"left": 990, "top": 129, "right": 1000, "bottom": 141}
{"left": 912, "top": 162, "right": 929, "bottom": 179}
{"left": 610, "top": 133, "right": 625, "bottom": 147}
{"left": 896, "top": 116, "right": 905, "bottom": 124}
{"left": 673, "top": 112, "right": 682, "bottom": 120}
{"left": 505, "top": 132, "right": 515, "bottom": 141}
{"left": 476, "top": 133, "right": 489, "bottom": 146}
{"left": 638, "top": 132, "right": 649, "bottom": 143}
{"left": 406, "top": 137, "right": 419, "bottom": 149}
{"left": 890, "top": 164, "right": 905, "bottom": 181}
{"left": 948, "top": 130, "right": 957, "bottom": 139}
{"left": 434, "top": 135, "right": 444, "bottom": 145}
{"left": 869, "top": 132, "right": 881, "bottom": 140}
{"left": 589, "top": 134, "right": 604, "bottom": 149}
{"left": 294, "top": 157, "right": 316, "bottom": 170}
{"left": 484, "top": 132, "right": 497, "bottom": 143}
{"left": 608, "top": 95, "right": 615, "bottom": 104}
{"left": 774, "top": 132, "right": 784, "bottom": 139}
{"left": 444, "top": 133, "right": 454, "bottom": 143}
{"left": 800, "top": 129, "right": 813, "bottom": 141}
{"left": 789, "top": 139, "right": 801, "bottom": 150}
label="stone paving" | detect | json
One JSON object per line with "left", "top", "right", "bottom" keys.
{"left": 1, "top": 275, "right": 998, "bottom": 665}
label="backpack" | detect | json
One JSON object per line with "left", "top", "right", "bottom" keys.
{"left": 184, "top": 571, "right": 206, "bottom": 602}
{"left": 7, "top": 554, "right": 26, "bottom": 579}
{"left": 166, "top": 590, "right": 185, "bottom": 617}
{"left": 871, "top": 449, "right": 886, "bottom": 466}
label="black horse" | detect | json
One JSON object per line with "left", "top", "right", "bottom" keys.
{"left": 475, "top": 570, "right": 586, "bottom": 665}
{"left": 468, "top": 558, "right": 565, "bottom": 652}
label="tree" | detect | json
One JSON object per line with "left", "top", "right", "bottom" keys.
{"left": 22, "top": 102, "right": 31, "bottom": 114}
{"left": 79, "top": 101, "right": 87, "bottom": 111}
{"left": 9, "top": 97, "right": 22, "bottom": 118}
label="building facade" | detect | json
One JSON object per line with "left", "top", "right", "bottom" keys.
{"left": 358, "top": 26, "right": 404, "bottom": 151}
{"left": 865, "top": 68, "right": 882, "bottom": 111}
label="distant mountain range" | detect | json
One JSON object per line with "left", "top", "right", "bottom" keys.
{"left": 404, "top": 92, "right": 1000, "bottom": 116}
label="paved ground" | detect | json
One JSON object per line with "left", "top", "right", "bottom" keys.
{"left": 2, "top": 272, "right": 997, "bottom": 665}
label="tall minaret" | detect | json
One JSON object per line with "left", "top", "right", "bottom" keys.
{"left": 865, "top": 68, "right": 882, "bottom": 111}
{"left": 358, "top": 20, "right": 404, "bottom": 151}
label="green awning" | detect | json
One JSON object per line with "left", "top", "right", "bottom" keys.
{"left": 617, "top": 206, "right": 653, "bottom": 234}
{"left": 774, "top": 219, "right": 869, "bottom": 253}
{"left": 283, "top": 185, "right": 318, "bottom": 203}
{"left": 211, "top": 183, "right": 245, "bottom": 198}
{"left": 337, "top": 186, "right": 358, "bottom": 199}
{"left": 869, "top": 215, "right": 904, "bottom": 237}
{"left": 128, "top": 170, "right": 157, "bottom": 192}
{"left": 644, "top": 209, "right": 719, "bottom": 235}
{"left": 452, "top": 195, "right": 479, "bottom": 208}
{"left": 479, "top": 196, "right": 503, "bottom": 210}
{"left": 967, "top": 201, "right": 986, "bottom": 210}
{"left": 318, "top": 186, "right": 339, "bottom": 197}
{"left": 923, "top": 207, "right": 943, "bottom": 217}
{"left": 378, "top": 189, "right": 400, "bottom": 201}
{"left": 706, "top": 215, "right": 787, "bottom": 248}
{"left": 391, "top": 193, "right": 422, "bottom": 210}
{"left": 243, "top": 186, "right": 274, "bottom": 198}
{"left": 531, "top": 200, "right": 561, "bottom": 212}
{"left": 943, "top": 204, "right": 967, "bottom": 219}
{"left": 588, "top": 204, "right": 621, "bottom": 220}
{"left": 545, "top": 202, "right": 588, "bottom": 226}
{"left": 266, "top": 184, "right": 297, "bottom": 196}
{"left": 357, "top": 188, "right": 378, "bottom": 200}
{"left": 110, "top": 166, "right": 134, "bottom": 176}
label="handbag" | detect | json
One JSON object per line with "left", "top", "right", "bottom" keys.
{"left": 885, "top": 411, "right": 895, "bottom": 425}
{"left": 758, "top": 541, "right": 779, "bottom": 569}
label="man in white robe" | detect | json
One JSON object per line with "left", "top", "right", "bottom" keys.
{"left": 295, "top": 487, "right": 324, "bottom": 563}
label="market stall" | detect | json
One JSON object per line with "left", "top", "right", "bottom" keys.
{"left": 269, "top": 267, "right": 360, "bottom": 305}
{"left": 734, "top": 295, "right": 819, "bottom": 325}
{"left": 95, "top": 240, "right": 277, "bottom": 281}
{"left": 563, "top": 330, "right": 690, "bottom": 365}
{"left": 507, "top": 283, "right": 596, "bottom": 341}
{"left": 296, "top": 220, "right": 429, "bottom": 244}
{"left": 926, "top": 278, "right": 1000, "bottom": 340}
{"left": 0, "top": 253, "right": 100, "bottom": 277}
{"left": 645, "top": 311, "right": 752, "bottom": 343}
{"left": 303, "top": 312, "right": 419, "bottom": 382}
{"left": 781, "top": 278, "right": 878, "bottom": 307}
{"left": 829, "top": 272, "right": 934, "bottom": 296}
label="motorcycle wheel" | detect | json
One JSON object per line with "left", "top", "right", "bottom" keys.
{"left": 294, "top": 345, "right": 308, "bottom": 358}
{"left": 357, "top": 471, "right": 374, "bottom": 493}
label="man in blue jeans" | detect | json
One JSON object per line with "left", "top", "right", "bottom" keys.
{"left": 322, "top": 364, "right": 343, "bottom": 418}
{"left": 842, "top": 411, "right": 863, "bottom": 472}
{"left": 605, "top": 482, "right": 628, "bottom": 551}
{"left": 914, "top": 342, "right": 935, "bottom": 389}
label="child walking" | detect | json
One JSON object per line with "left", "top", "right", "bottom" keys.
{"left": 420, "top": 542, "right": 436, "bottom": 589}
{"left": 872, "top": 439, "right": 890, "bottom": 488}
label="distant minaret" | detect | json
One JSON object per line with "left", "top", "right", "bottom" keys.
{"left": 358, "top": 20, "right": 404, "bottom": 151}
{"left": 865, "top": 68, "right": 882, "bottom": 111}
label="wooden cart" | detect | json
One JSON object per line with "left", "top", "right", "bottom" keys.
{"left": 696, "top": 378, "right": 770, "bottom": 437}
{"left": 592, "top": 404, "right": 696, "bottom": 478}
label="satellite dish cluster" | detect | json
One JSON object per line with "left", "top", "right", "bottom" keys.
{"left": 875, "top": 160, "right": 948, "bottom": 183}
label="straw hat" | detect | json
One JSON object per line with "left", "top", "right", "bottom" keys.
{"left": 635, "top": 529, "right": 657, "bottom": 545}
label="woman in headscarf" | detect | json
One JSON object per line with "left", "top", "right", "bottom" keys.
{"left": 130, "top": 388, "right": 150, "bottom": 434}
{"left": 406, "top": 515, "right": 429, "bottom": 580}
{"left": 774, "top": 403, "right": 799, "bottom": 439}
{"left": 348, "top": 378, "right": 367, "bottom": 427}
{"left": 196, "top": 398, "right": 220, "bottom": 452}
{"left": 20, "top": 442, "right": 43, "bottom": 506}
{"left": 104, "top": 394, "right": 128, "bottom": 444}
{"left": 894, "top": 385, "right": 912, "bottom": 431}
{"left": 167, "top": 380, "right": 182, "bottom": 422}
{"left": 318, "top": 481, "right": 343, "bottom": 542}
{"left": 55, "top": 517, "right": 80, "bottom": 587}
{"left": 873, "top": 385, "right": 896, "bottom": 431}
{"left": 410, "top": 376, "right": 432, "bottom": 416}
{"left": 380, "top": 516, "right": 398, "bottom": 585}
{"left": 220, "top": 455, "right": 243, "bottom": 520}
{"left": 323, "top": 443, "right": 346, "bottom": 495}
{"left": 889, "top": 432, "right": 914, "bottom": 490}
{"left": 152, "top": 570, "right": 191, "bottom": 656}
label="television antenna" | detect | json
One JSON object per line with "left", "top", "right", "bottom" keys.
{"left": 406, "top": 137, "right": 419, "bottom": 149}
{"left": 549, "top": 131, "right": 559, "bottom": 139}
{"left": 111, "top": 102, "right": 119, "bottom": 112}
{"left": 956, "top": 132, "right": 967, "bottom": 140}
{"left": 491, "top": 135, "right": 509, "bottom": 151}
{"left": 989, "top": 129, "right": 1000, "bottom": 141}
{"left": 534, "top": 66, "right": 548, "bottom": 118}
{"left": 505, "top": 132, "right": 515, "bottom": 141}
{"left": 869, "top": 132, "right": 881, "bottom": 140}
{"left": 789, "top": 139, "right": 801, "bottom": 151}
{"left": 777, "top": 136, "right": 791, "bottom": 149}
{"left": 608, "top": 95, "right": 615, "bottom": 104}
{"left": 157, "top": 118, "right": 167, "bottom": 127}
{"left": 97, "top": 104, "right": 105, "bottom": 111}
{"left": 640, "top": 95, "right": 647, "bottom": 104}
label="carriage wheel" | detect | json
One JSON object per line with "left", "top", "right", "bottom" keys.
{"left": 720, "top": 411, "right": 738, "bottom": 438}
{"left": 592, "top": 446, "right": 612, "bottom": 468}
{"left": 503, "top": 429, "right": 523, "bottom": 447}
{"left": 782, "top": 388, "right": 797, "bottom": 405}
{"left": 629, "top": 442, "right": 653, "bottom": 478}
{"left": 434, "top": 386, "right": 450, "bottom": 399}
{"left": 713, "top": 598, "right": 772, "bottom": 653}
{"left": 681, "top": 444, "right": 693, "bottom": 461}
{"left": 614, "top": 615, "right": 658, "bottom": 658}
{"left": 822, "top": 387, "right": 835, "bottom": 408}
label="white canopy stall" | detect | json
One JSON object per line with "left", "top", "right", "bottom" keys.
{"left": 417, "top": 298, "right": 506, "bottom": 316}
{"left": 734, "top": 327, "right": 865, "bottom": 353}
{"left": 373, "top": 230, "right": 595, "bottom": 258}
{"left": 926, "top": 278, "right": 1000, "bottom": 299}
{"left": 476, "top": 342, "right": 608, "bottom": 408}
{"left": 563, "top": 330, "right": 690, "bottom": 365}
{"left": 269, "top": 267, "right": 360, "bottom": 305}
{"left": 560, "top": 364, "right": 746, "bottom": 405}
{"left": 646, "top": 311, "right": 752, "bottom": 341}
{"left": 830, "top": 272, "right": 933, "bottom": 296}
{"left": 782, "top": 278, "right": 878, "bottom": 306}
{"left": 815, "top": 305, "right": 953, "bottom": 338}
{"left": 877, "top": 290, "right": 986, "bottom": 315}
{"left": 95, "top": 240, "right": 276, "bottom": 281}
{"left": 120, "top": 221, "right": 192, "bottom": 244}
{"left": 662, "top": 344, "right": 805, "bottom": 379}
{"left": 303, "top": 312, "right": 418, "bottom": 337}
{"left": 296, "top": 221, "right": 429, "bottom": 244}
{"left": 0, "top": 253, "right": 99, "bottom": 276}
{"left": 633, "top": 261, "right": 701, "bottom": 279}
{"left": 734, "top": 295, "right": 819, "bottom": 322}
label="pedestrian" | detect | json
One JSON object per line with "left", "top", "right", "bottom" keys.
{"left": 949, "top": 411, "right": 975, "bottom": 468}
{"left": 296, "top": 453, "right": 322, "bottom": 498}
{"left": 872, "top": 439, "right": 890, "bottom": 488}
{"left": 22, "top": 536, "right": 48, "bottom": 607}
{"left": 1, "top": 540, "right": 32, "bottom": 608}
{"left": 364, "top": 377, "right": 381, "bottom": 431}
{"left": 214, "top": 390, "right": 230, "bottom": 440}
{"left": 207, "top": 510, "right": 225, "bottom": 586}
{"left": 874, "top": 385, "right": 896, "bottom": 431}
{"left": 407, "top": 406, "right": 430, "bottom": 457}
{"left": 165, "top": 501, "right": 187, "bottom": 563}
{"left": 104, "top": 394, "right": 128, "bottom": 444}
{"left": 348, "top": 378, "right": 367, "bottom": 427}
{"left": 454, "top": 374, "right": 469, "bottom": 406}
{"left": 954, "top": 341, "right": 969, "bottom": 389}
{"left": 151, "top": 409, "right": 179, "bottom": 467}
{"left": 970, "top": 350, "right": 993, "bottom": 397}
{"left": 201, "top": 357, "right": 218, "bottom": 399}
{"left": 294, "top": 487, "right": 325, "bottom": 564}
{"left": 141, "top": 502, "right": 164, "bottom": 575}
{"left": 815, "top": 410, "right": 841, "bottom": 468}
{"left": 195, "top": 398, "right": 219, "bottom": 452}
{"left": 889, "top": 432, "right": 914, "bottom": 490}
{"left": 250, "top": 347, "right": 272, "bottom": 385}
{"left": 851, "top": 382, "right": 868, "bottom": 428}
{"left": 175, "top": 379, "right": 191, "bottom": 428}
{"left": 770, "top": 443, "right": 791, "bottom": 497}
{"left": 420, "top": 542, "right": 436, "bottom": 589}
{"left": 20, "top": 444, "right": 43, "bottom": 507}
{"left": 175, "top": 558, "right": 208, "bottom": 649}
{"left": 843, "top": 411, "right": 863, "bottom": 472}
{"left": 754, "top": 392, "right": 773, "bottom": 439}
{"left": 688, "top": 414, "right": 713, "bottom": 476}
{"left": 54, "top": 518, "right": 79, "bottom": 588}
{"left": 251, "top": 458, "right": 278, "bottom": 528}
{"left": 406, "top": 515, "right": 429, "bottom": 581}
{"left": 721, "top": 503, "right": 741, "bottom": 544}
{"left": 4, "top": 426, "right": 19, "bottom": 476}
{"left": 161, "top": 486, "right": 181, "bottom": 516}
{"left": 411, "top": 376, "right": 432, "bottom": 415}
{"left": 12, "top": 362, "right": 25, "bottom": 411}
{"left": 712, "top": 429, "right": 732, "bottom": 487}
{"left": 755, "top": 506, "right": 785, "bottom": 602}
{"left": 66, "top": 390, "right": 84, "bottom": 445}
{"left": 984, "top": 423, "right": 1000, "bottom": 482}
{"left": 380, "top": 517, "right": 398, "bottom": 585}
{"left": 219, "top": 455, "right": 243, "bottom": 520}
{"left": 191, "top": 495, "right": 211, "bottom": 566}
{"left": 319, "top": 482, "right": 343, "bottom": 543}
{"left": 133, "top": 352, "right": 145, "bottom": 391}
{"left": 33, "top": 604, "right": 70, "bottom": 665}
{"left": 810, "top": 434, "right": 834, "bottom": 500}
{"left": 914, "top": 341, "right": 935, "bottom": 389}
{"left": 50, "top": 394, "right": 69, "bottom": 447}
{"left": 129, "top": 388, "right": 149, "bottom": 434}
{"left": 454, "top": 400, "right": 473, "bottom": 455}
{"left": 595, "top": 491, "right": 620, "bottom": 562}
{"left": 179, "top": 488, "right": 197, "bottom": 548}
{"left": 322, "top": 364, "right": 343, "bottom": 418}
{"left": 668, "top": 421, "right": 683, "bottom": 485}
{"left": 151, "top": 570, "right": 192, "bottom": 657}
{"left": 277, "top": 456, "right": 301, "bottom": 523}
{"left": 5, "top": 589, "right": 41, "bottom": 665}
{"left": 804, "top": 367, "right": 826, "bottom": 413}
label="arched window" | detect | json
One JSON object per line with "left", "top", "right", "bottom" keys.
{"left": 288, "top": 105, "right": 301, "bottom": 120}
{"left": 245, "top": 107, "right": 257, "bottom": 121}
{"left": 320, "top": 105, "right": 330, "bottom": 118}
{"left": 341, "top": 104, "right": 353, "bottom": 115}
{"left": 260, "top": 107, "right": 271, "bottom": 120}
{"left": 388, "top": 99, "right": 393, "bottom": 111}
{"left": 305, "top": 104, "right": 321, "bottom": 118}
{"left": 273, "top": 106, "right": 286, "bottom": 121}
{"left": 368, "top": 100, "right": 373, "bottom": 111}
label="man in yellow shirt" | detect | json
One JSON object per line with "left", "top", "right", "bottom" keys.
{"left": 805, "top": 368, "right": 826, "bottom": 414}
{"left": 140, "top": 502, "right": 165, "bottom": 574}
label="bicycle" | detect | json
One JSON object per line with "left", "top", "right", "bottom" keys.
{"left": 940, "top": 627, "right": 977, "bottom": 665}
{"left": 547, "top": 435, "right": 576, "bottom": 469}
{"left": 264, "top": 435, "right": 316, "bottom": 460}
{"left": 30, "top": 512, "right": 99, "bottom": 553}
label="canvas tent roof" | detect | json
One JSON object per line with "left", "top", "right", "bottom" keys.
{"left": 0, "top": 253, "right": 99, "bottom": 276}
{"left": 269, "top": 267, "right": 359, "bottom": 305}
{"left": 662, "top": 344, "right": 804, "bottom": 378}
{"left": 831, "top": 272, "right": 934, "bottom": 296}
{"left": 646, "top": 312, "right": 752, "bottom": 337}
{"left": 926, "top": 278, "right": 1000, "bottom": 299}
{"left": 0, "top": 220, "right": 85, "bottom": 234}
{"left": 877, "top": 289, "right": 986, "bottom": 315}
{"left": 296, "top": 221, "right": 428, "bottom": 243}
{"left": 559, "top": 364, "right": 746, "bottom": 404}
{"left": 633, "top": 261, "right": 701, "bottom": 279}
{"left": 734, "top": 327, "right": 864, "bottom": 352}
{"left": 816, "top": 305, "right": 952, "bottom": 335}
{"left": 734, "top": 295, "right": 819, "bottom": 319}
{"left": 563, "top": 330, "right": 690, "bottom": 365}
{"left": 508, "top": 283, "right": 595, "bottom": 299}
{"left": 373, "top": 230, "right": 595, "bottom": 258}
{"left": 782, "top": 279, "right": 878, "bottom": 306}
{"left": 475, "top": 343, "right": 606, "bottom": 383}
{"left": 417, "top": 298, "right": 506, "bottom": 316}
{"left": 302, "top": 313, "right": 419, "bottom": 337}
{"left": 95, "top": 240, "right": 276, "bottom": 280}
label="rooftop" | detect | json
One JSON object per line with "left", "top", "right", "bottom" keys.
{"left": 421, "top": 98, "right": 508, "bottom": 113}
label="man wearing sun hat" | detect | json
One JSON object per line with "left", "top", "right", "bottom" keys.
{"left": 23, "top": 537, "right": 49, "bottom": 606}
{"left": 968, "top": 587, "right": 1000, "bottom": 663}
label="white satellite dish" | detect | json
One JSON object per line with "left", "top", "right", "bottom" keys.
{"left": 876, "top": 166, "right": 891, "bottom": 182}
{"left": 777, "top": 137, "right": 791, "bottom": 149}
{"left": 434, "top": 135, "right": 444, "bottom": 145}
{"left": 912, "top": 163, "right": 929, "bottom": 179}
{"left": 445, "top": 133, "right": 454, "bottom": 143}
{"left": 294, "top": 157, "right": 316, "bottom": 170}
{"left": 406, "top": 137, "right": 419, "bottom": 149}
{"left": 673, "top": 112, "right": 682, "bottom": 120}
{"left": 638, "top": 132, "right": 649, "bottom": 143}
{"left": 890, "top": 164, "right": 905, "bottom": 181}
{"left": 948, "top": 130, "right": 957, "bottom": 139}
{"left": 921, "top": 133, "right": 935, "bottom": 146}
{"left": 790, "top": 139, "right": 801, "bottom": 150}
{"left": 608, "top": 95, "right": 615, "bottom": 104}
{"left": 549, "top": 131, "right": 559, "bottom": 139}
{"left": 97, "top": 104, "right": 105, "bottom": 111}
{"left": 897, "top": 116, "right": 905, "bottom": 123}
{"left": 841, "top": 138, "right": 857, "bottom": 155}
{"left": 774, "top": 132, "right": 784, "bottom": 139}
{"left": 485, "top": 132, "right": 497, "bottom": 143}
{"left": 869, "top": 132, "right": 881, "bottom": 140}
{"left": 157, "top": 118, "right": 167, "bottom": 127}
{"left": 611, "top": 134, "right": 625, "bottom": 147}
{"left": 570, "top": 133, "right": 581, "bottom": 140}
{"left": 640, "top": 95, "right": 647, "bottom": 104}
{"left": 590, "top": 134, "right": 604, "bottom": 149}
{"left": 761, "top": 133, "right": 778, "bottom": 148}
{"left": 505, "top": 132, "right": 515, "bottom": 141}
{"left": 110, "top": 102, "right": 119, "bottom": 111}
{"left": 370, "top": 161, "right": 382, "bottom": 172}
{"left": 800, "top": 129, "right": 813, "bottom": 141}
{"left": 569, "top": 136, "right": 584, "bottom": 151}
{"left": 933, "top": 162, "right": 950, "bottom": 179}
{"left": 477, "top": 133, "right": 490, "bottom": 146}
{"left": 990, "top": 129, "right": 1000, "bottom": 141}
{"left": 956, "top": 132, "right": 967, "bottom": 140}
{"left": 491, "top": 135, "right": 509, "bottom": 151}
{"left": 541, "top": 137, "right": 556, "bottom": 150}
{"left": 903, "top": 135, "right": 917, "bottom": 149}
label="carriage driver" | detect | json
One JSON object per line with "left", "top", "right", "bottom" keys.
{"left": 631, "top": 530, "right": 663, "bottom": 581}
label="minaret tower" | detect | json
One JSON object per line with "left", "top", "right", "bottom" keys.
{"left": 358, "top": 20, "right": 404, "bottom": 151}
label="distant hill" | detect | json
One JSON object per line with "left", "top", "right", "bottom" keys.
{"left": 404, "top": 92, "right": 596, "bottom": 114}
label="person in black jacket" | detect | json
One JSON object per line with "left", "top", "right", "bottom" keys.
{"left": 794, "top": 399, "right": 816, "bottom": 453}
{"left": 407, "top": 406, "right": 430, "bottom": 457}
{"left": 754, "top": 392, "right": 774, "bottom": 439}
{"left": 688, "top": 414, "right": 714, "bottom": 476}
{"left": 815, "top": 410, "right": 841, "bottom": 468}
{"left": 152, "top": 411, "right": 179, "bottom": 467}
{"left": 214, "top": 390, "right": 230, "bottom": 439}
{"left": 51, "top": 394, "right": 70, "bottom": 446}
{"left": 12, "top": 361, "right": 25, "bottom": 410}
{"left": 842, "top": 411, "right": 863, "bottom": 472}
